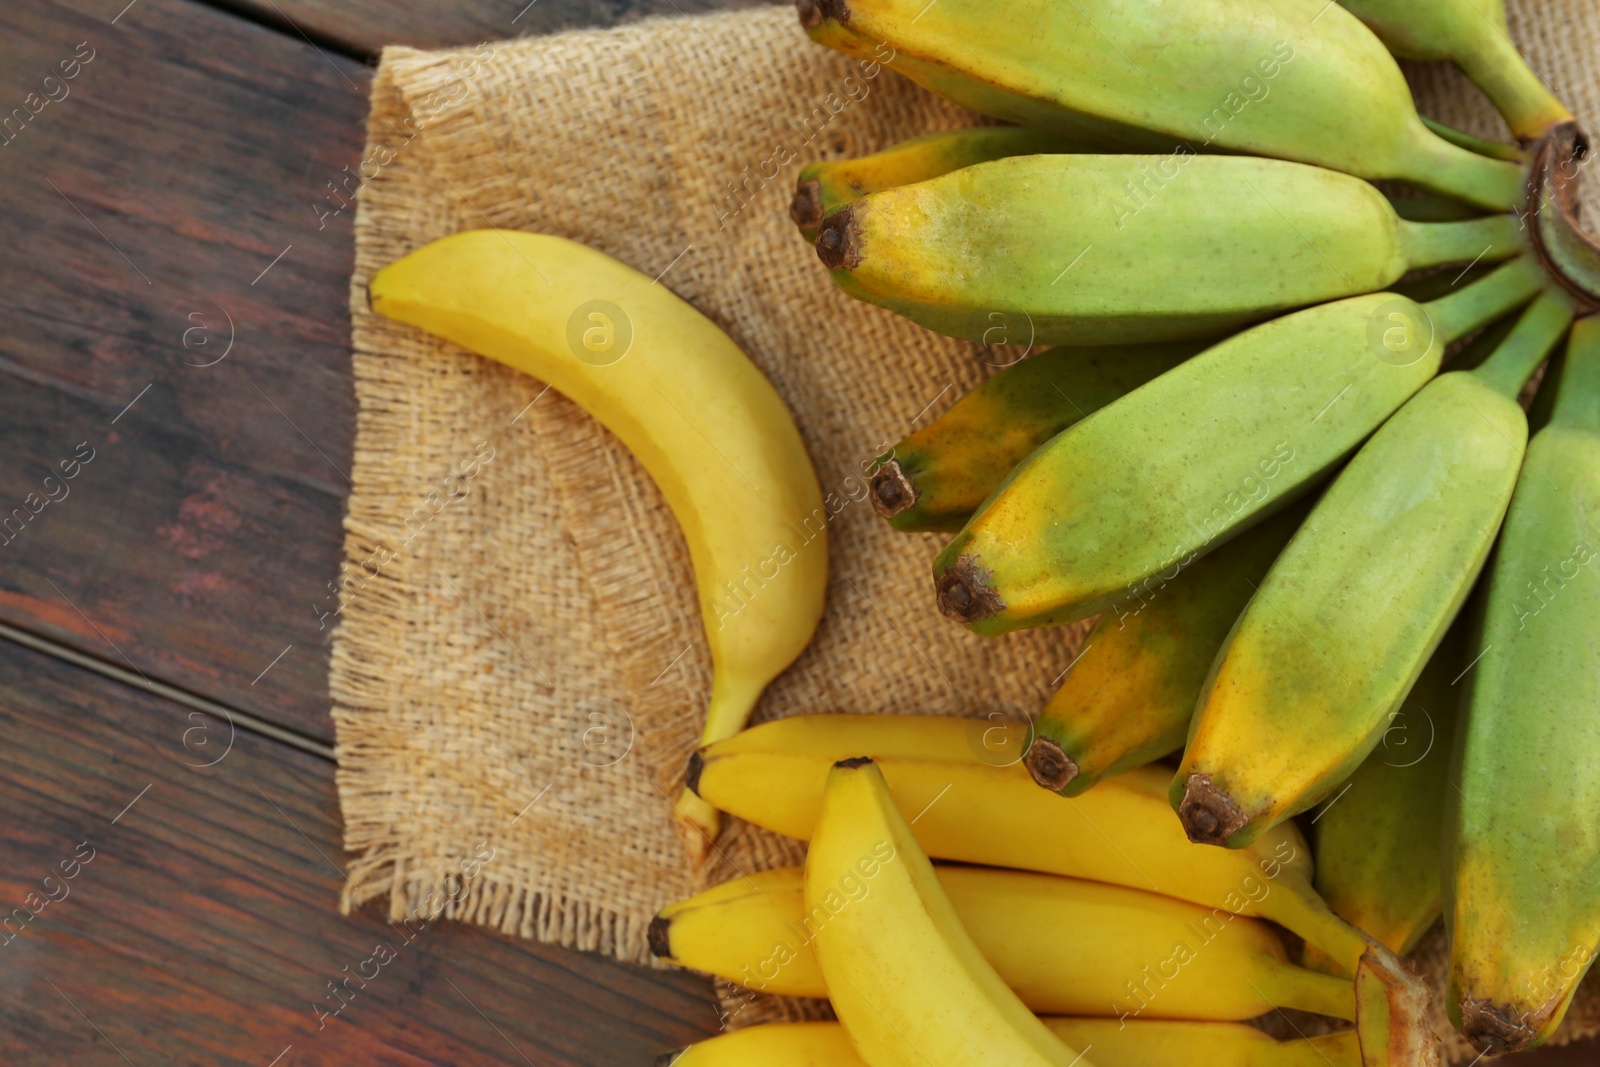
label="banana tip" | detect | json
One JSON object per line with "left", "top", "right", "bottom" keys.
{"left": 1177, "top": 773, "right": 1248, "bottom": 846}
{"left": 869, "top": 460, "right": 917, "bottom": 519}
{"left": 934, "top": 557, "right": 1004, "bottom": 625}
{"left": 795, "top": 0, "right": 849, "bottom": 27}
{"left": 1459, "top": 996, "right": 1543, "bottom": 1055}
{"left": 655, "top": 1050, "right": 687, "bottom": 1066}
{"left": 647, "top": 915, "right": 673, "bottom": 958}
{"left": 685, "top": 750, "right": 704, "bottom": 796}
{"left": 790, "top": 178, "right": 824, "bottom": 231}
{"left": 834, "top": 756, "right": 875, "bottom": 770}
{"left": 816, "top": 205, "right": 863, "bottom": 270}
{"left": 1024, "top": 737, "right": 1079, "bottom": 793}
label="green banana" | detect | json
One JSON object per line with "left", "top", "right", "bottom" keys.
{"left": 1306, "top": 621, "right": 1465, "bottom": 971}
{"left": 791, "top": 127, "right": 1094, "bottom": 241}
{"left": 873, "top": 341, "right": 1203, "bottom": 532}
{"left": 796, "top": 0, "right": 1528, "bottom": 209}
{"left": 1026, "top": 501, "right": 1310, "bottom": 798}
{"left": 817, "top": 155, "right": 1523, "bottom": 346}
{"left": 1339, "top": 0, "right": 1573, "bottom": 141}
{"left": 1173, "top": 288, "right": 1578, "bottom": 849}
{"left": 933, "top": 257, "right": 1544, "bottom": 634}
{"left": 1446, "top": 318, "right": 1600, "bottom": 1054}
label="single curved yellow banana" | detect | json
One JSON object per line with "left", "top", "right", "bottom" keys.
{"left": 662, "top": 1019, "right": 1360, "bottom": 1066}
{"left": 369, "top": 231, "right": 828, "bottom": 857}
{"left": 807, "top": 758, "right": 1092, "bottom": 1066}
{"left": 685, "top": 713, "right": 1439, "bottom": 1066}
{"left": 654, "top": 864, "right": 1355, "bottom": 1021}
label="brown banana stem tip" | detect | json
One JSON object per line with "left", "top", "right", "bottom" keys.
{"left": 1459, "top": 997, "right": 1544, "bottom": 1055}
{"left": 1024, "top": 736, "right": 1080, "bottom": 793}
{"left": 869, "top": 460, "right": 918, "bottom": 519}
{"left": 1177, "top": 773, "right": 1249, "bottom": 846}
{"left": 835, "top": 756, "right": 875, "bottom": 769}
{"left": 655, "top": 1051, "right": 687, "bottom": 1067}
{"left": 816, "top": 205, "right": 864, "bottom": 270}
{"left": 934, "top": 557, "right": 1005, "bottom": 624}
{"left": 790, "top": 178, "right": 824, "bottom": 231}
{"left": 685, "top": 750, "right": 705, "bottom": 796}
{"left": 795, "top": 0, "right": 825, "bottom": 28}
{"left": 647, "top": 915, "right": 673, "bottom": 958}
{"left": 1527, "top": 121, "right": 1600, "bottom": 310}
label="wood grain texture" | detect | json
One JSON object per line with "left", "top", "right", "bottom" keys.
{"left": 0, "top": 638, "right": 717, "bottom": 1065}
{"left": 0, "top": 0, "right": 369, "bottom": 742}
{"left": 222, "top": 0, "right": 782, "bottom": 58}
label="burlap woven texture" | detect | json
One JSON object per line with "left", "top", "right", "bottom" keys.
{"left": 336, "top": 3, "right": 1600, "bottom": 1059}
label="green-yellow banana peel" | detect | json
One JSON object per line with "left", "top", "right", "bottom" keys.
{"left": 933, "top": 257, "right": 1544, "bottom": 635}
{"left": 818, "top": 155, "right": 1524, "bottom": 347}
{"left": 872, "top": 341, "right": 1204, "bottom": 533}
{"left": 1446, "top": 318, "right": 1600, "bottom": 1055}
{"left": 1027, "top": 500, "right": 1310, "bottom": 798}
{"left": 1173, "top": 288, "right": 1577, "bottom": 850}
{"left": 1306, "top": 620, "right": 1465, "bottom": 972}
{"left": 791, "top": 127, "right": 1105, "bottom": 242}
{"left": 797, "top": 0, "right": 1527, "bottom": 209}
{"left": 1339, "top": 0, "right": 1573, "bottom": 141}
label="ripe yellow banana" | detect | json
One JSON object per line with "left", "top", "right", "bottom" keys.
{"left": 873, "top": 341, "right": 1201, "bottom": 532}
{"left": 1447, "top": 319, "right": 1600, "bottom": 1054}
{"left": 655, "top": 863, "right": 1355, "bottom": 1020}
{"left": 1028, "top": 501, "right": 1310, "bottom": 798}
{"left": 817, "top": 155, "right": 1523, "bottom": 346}
{"left": 368, "top": 231, "right": 827, "bottom": 856}
{"left": 790, "top": 126, "right": 1093, "bottom": 241}
{"left": 1338, "top": 0, "right": 1572, "bottom": 141}
{"left": 1308, "top": 622, "right": 1464, "bottom": 969}
{"left": 662, "top": 1019, "right": 1361, "bottom": 1067}
{"left": 1174, "top": 288, "right": 1577, "bottom": 850}
{"left": 686, "top": 713, "right": 1436, "bottom": 1043}
{"left": 796, "top": 0, "right": 1527, "bottom": 209}
{"left": 808, "top": 758, "right": 1091, "bottom": 1066}
{"left": 934, "top": 257, "right": 1544, "bottom": 634}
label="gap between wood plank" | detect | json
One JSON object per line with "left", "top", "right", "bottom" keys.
{"left": 0, "top": 617, "right": 337, "bottom": 761}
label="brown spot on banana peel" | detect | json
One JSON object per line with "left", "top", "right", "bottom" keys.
{"left": 1459, "top": 996, "right": 1553, "bottom": 1055}
{"left": 934, "top": 557, "right": 1004, "bottom": 625}
{"left": 647, "top": 915, "right": 674, "bottom": 959}
{"left": 816, "top": 205, "right": 864, "bottom": 270}
{"left": 869, "top": 459, "right": 917, "bottom": 519}
{"left": 1178, "top": 773, "right": 1249, "bottom": 846}
{"left": 1356, "top": 947, "right": 1442, "bottom": 1067}
{"left": 1526, "top": 121, "right": 1600, "bottom": 312}
{"left": 1024, "top": 736, "right": 1079, "bottom": 793}
{"left": 790, "top": 178, "right": 824, "bottom": 232}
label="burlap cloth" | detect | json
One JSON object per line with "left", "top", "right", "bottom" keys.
{"left": 334, "top": 2, "right": 1600, "bottom": 1058}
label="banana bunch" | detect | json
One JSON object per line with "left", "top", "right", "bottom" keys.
{"left": 779, "top": 0, "right": 1600, "bottom": 1056}
{"left": 671, "top": 714, "right": 1437, "bottom": 1065}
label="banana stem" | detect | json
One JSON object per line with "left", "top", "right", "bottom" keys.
{"left": 1472, "top": 289, "right": 1578, "bottom": 397}
{"left": 1549, "top": 318, "right": 1600, "bottom": 433}
{"left": 1456, "top": 30, "right": 1575, "bottom": 143}
{"left": 1420, "top": 116, "right": 1529, "bottom": 164}
{"left": 1401, "top": 125, "right": 1528, "bottom": 211}
{"left": 1259, "top": 957, "right": 1358, "bottom": 1022}
{"left": 1258, "top": 879, "right": 1370, "bottom": 977}
{"left": 675, "top": 670, "right": 769, "bottom": 860}
{"left": 1425, "top": 256, "right": 1544, "bottom": 342}
{"left": 1397, "top": 214, "right": 1523, "bottom": 270}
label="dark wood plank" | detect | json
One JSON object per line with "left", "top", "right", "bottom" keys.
{"left": 0, "top": 0, "right": 369, "bottom": 741}
{"left": 222, "top": 0, "right": 781, "bottom": 60}
{"left": 0, "top": 638, "right": 717, "bottom": 1065}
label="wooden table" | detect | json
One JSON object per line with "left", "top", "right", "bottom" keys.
{"left": 0, "top": 0, "right": 1592, "bottom": 1062}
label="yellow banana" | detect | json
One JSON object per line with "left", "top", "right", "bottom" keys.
{"left": 807, "top": 758, "right": 1092, "bottom": 1066}
{"left": 662, "top": 1019, "right": 1360, "bottom": 1066}
{"left": 873, "top": 341, "right": 1201, "bottom": 532}
{"left": 686, "top": 712, "right": 1438, "bottom": 1064}
{"left": 368, "top": 231, "right": 827, "bottom": 857}
{"left": 654, "top": 864, "right": 1355, "bottom": 1020}
{"left": 791, "top": 126, "right": 1093, "bottom": 241}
